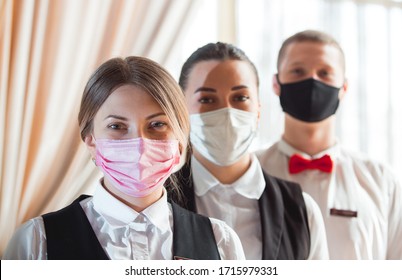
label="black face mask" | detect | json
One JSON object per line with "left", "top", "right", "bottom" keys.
{"left": 278, "top": 77, "right": 341, "bottom": 122}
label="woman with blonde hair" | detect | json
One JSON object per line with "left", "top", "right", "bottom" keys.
{"left": 3, "top": 56, "right": 244, "bottom": 260}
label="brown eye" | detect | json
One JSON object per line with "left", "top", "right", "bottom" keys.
{"left": 233, "top": 95, "right": 249, "bottom": 102}
{"left": 149, "top": 121, "right": 168, "bottom": 130}
{"left": 291, "top": 68, "right": 304, "bottom": 75}
{"left": 199, "top": 97, "right": 214, "bottom": 104}
{"left": 108, "top": 123, "right": 126, "bottom": 130}
{"left": 319, "top": 69, "right": 329, "bottom": 77}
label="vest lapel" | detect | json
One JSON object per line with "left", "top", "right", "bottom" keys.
{"left": 178, "top": 160, "right": 285, "bottom": 259}
{"left": 171, "top": 202, "right": 220, "bottom": 260}
{"left": 172, "top": 159, "right": 309, "bottom": 260}
{"left": 43, "top": 195, "right": 109, "bottom": 260}
{"left": 258, "top": 173, "right": 284, "bottom": 260}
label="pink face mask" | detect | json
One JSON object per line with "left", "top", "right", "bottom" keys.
{"left": 94, "top": 137, "right": 180, "bottom": 197}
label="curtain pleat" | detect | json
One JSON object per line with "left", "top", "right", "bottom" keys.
{"left": 0, "top": 0, "right": 15, "bottom": 250}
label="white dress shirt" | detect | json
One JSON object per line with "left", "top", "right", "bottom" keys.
{"left": 191, "top": 154, "right": 329, "bottom": 260}
{"left": 3, "top": 181, "right": 245, "bottom": 260}
{"left": 256, "top": 139, "right": 402, "bottom": 259}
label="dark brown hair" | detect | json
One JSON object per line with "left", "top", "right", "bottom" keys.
{"left": 178, "top": 42, "right": 259, "bottom": 91}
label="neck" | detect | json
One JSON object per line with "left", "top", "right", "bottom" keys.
{"left": 193, "top": 150, "right": 251, "bottom": 184}
{"left": 283, "top": 115, "right": 336, "bottom": 156}
{"left": 102, "top": 178, "right": 163, "bottom": 212}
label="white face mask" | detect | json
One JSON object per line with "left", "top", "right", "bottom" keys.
{"left": 190, "top": 108, "right": 258, "bottom": 166}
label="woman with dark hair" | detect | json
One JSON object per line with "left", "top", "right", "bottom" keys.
{"left": 3, "top": 56, "right": 244, "bottom": 260}
{"left": 173, "top": 42, "right": 329, "bottom": 260}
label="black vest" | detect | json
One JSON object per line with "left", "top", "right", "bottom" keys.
{"left": 169, "top": 161, "right": 310, "bottom": 260}
{"left": 42, "top": 195, "right": 220, "bottom": 260}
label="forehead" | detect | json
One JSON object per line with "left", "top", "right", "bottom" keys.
{"left": 279, "top": 41, "right": 344, "bottom": 72}
{"left": 97, "top": 84, "right": 161, "bottom": 116}
{"left": 187, "top": 60, "right": 258, "bottom": 88}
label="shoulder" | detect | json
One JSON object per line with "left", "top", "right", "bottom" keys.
{"left": 264, "top": 171, "right": 300, "bottom": 187}
{"left": 255, "top": 142, "right": 281, "bottom": 162}
{"left": 255, "top": 142, "right": 290, "bottom": 176}
{"left": 208, "top": 217, "right": 245, "bottom": 260}
{"left": 43, "top": 195, "right": 93, "bottom": 221}
{"left": 262, "top": 170, "right": 303, "bottom": 197}
{"left": 8, "top": 217, "right": 45, "bottom": 242}
{"left": 339, "top": 146, "right": 401, "bottom": 191}
{"left": 340, "top": 146, "right": 390, "bottom": 174}
{"left": 3, "top": 217, "right": 47, "bottom": 260}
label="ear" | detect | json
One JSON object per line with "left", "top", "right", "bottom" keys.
{"left": 84, "top": 135, "right": 97, "bottom": 161}
{"left": 272, "top": 74, "right": 281, "bottom": 96}
{"left": 173, "top": 144, "right": 188, "bottom": 172}
{"left": 339, "top": 78, "right": 348, "bottom": 100}
{"left": 253, "top": 100, "right": 262, "bottom": 129}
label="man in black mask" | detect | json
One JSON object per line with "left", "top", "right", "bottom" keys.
{"left": 257, "top": 30, "right": 402, "bottom": 260}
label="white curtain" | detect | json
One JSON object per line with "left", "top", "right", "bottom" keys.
{"left": 0, "top": 0, "right": 201, "bottom": 257}
{"left": 236, "top": 0, "right": 402, "bottom": 177}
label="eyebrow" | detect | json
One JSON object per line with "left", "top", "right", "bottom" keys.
{"left": 288, "top": 62, "right": 305, "bottom": 67}
{"left": 104, "top": 112, "right": 166, "bottom": 121}
{"left": 104, "top": 115, "right": 128, "bottom": 121}
{"left": 231, "top": 85, "right": 248, "bottom": 91}
{"left": 289, "top": 61, "right": 332, "bottom": 68}
{"left": 146, "top": 112, "right": 166, "bottom": 120}
{"left": 194, "top": 85, "right": 248, "bottom": 94}
{"left": 194, "top": 87, "right": 216, "bottom": 94}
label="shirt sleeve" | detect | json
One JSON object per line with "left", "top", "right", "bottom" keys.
{"left": 385, "top": 168, "right": 402, "bottom": 259}
{"left": 302, "top": 192, "right": 329, "bottom": 260}
{"left": 208, "top": 217, "right": 246, "bottom": 260}
{"left": 2, "top": 217, "right": 47, "bottom": 260}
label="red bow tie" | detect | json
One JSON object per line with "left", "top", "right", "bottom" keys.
{"left": 289, "top": 154, "right": 333, "bottom": 174}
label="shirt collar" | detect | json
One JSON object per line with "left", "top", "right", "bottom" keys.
{"left": 92, "top": 180, "right": 171, "bottom": 233}
{"left": 278, "top": 138, "right": 341, "bottom": 160}
{"left": 141, "top": 189, "right": 171, "bottom": 233}
{"left": 191, "top": 156, "right": 220, "bottom": 196}
{"left": 191, "top": 154, "right": 265, "bottom": 199}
